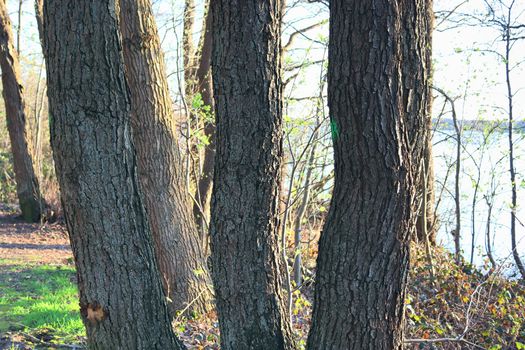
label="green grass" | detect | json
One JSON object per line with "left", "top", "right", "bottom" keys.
{"left": 0, "top": 259, "right": 85, "bottom": 344}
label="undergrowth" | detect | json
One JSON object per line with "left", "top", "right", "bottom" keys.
{"left": 1, "top": 245, "right": 524, "bottom": 349}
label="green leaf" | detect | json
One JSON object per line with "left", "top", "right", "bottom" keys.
{"left": 191, "top": 93, "right": 204, "bottom": 109}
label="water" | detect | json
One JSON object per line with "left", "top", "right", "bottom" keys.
{"left": 433, "top": 123, "right": 525, "bottom": 274}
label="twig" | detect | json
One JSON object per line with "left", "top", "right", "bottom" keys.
{"left": 18, "top": 331, "right": 84, "bottom": 349}
{"left": 404, "top": 336, "right": 486, "bottom": 349}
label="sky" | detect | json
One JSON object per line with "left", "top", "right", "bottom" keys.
{"left": 432, "top": 0, "right": 525, "bottom": 122}
{"left": 12, "top": 0, "right": 525, "bottom": 122}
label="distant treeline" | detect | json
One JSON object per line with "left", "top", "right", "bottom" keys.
{"left": 434, "top": 118, "right": 525, "bottom": 132}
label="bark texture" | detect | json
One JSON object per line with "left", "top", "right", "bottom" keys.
{"left": 416, "top": 9, "right": 436, "bottom": 245}
{"left": 119, "top": 0, "right": 213, "bottom": 316}
{"left": 42, "top": 0, "right": 184, "bottom": 348}
{"left": 307, "top": 1, "right": 432, "bottom": 349}
{"left": 210, "top": 0, "right": 296, "bottom": 349}
{"left": 0, "top": 0, "right": 45, "bottom": 222}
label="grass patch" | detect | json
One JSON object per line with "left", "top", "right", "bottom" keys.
{"left": 0, "top": 259, "right": 85, "bottom": 345}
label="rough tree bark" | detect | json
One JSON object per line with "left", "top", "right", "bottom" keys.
{"left": 0, "top": 0, "right": 45, "bottom": 222}
{"left": 307, "top": 0, "right": 433, "bottom": 349}
{"left": 119, "top": 0, "right": 213, "bottom": 316}
{"left": 42, "top": 0, "right": 184, "bottom": 348}
{"left": 209, "top": 0, "right": 296, "bottom": 349}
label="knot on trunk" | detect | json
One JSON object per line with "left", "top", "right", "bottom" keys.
{"left": 81, "top": 302, "right": 107, "bottom": 324}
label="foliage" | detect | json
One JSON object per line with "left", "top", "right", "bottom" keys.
{"left": 189, "top": 93, "right": 214, "bottom": 150}
{"left": 2, "top": 241, "right": 525, "bottom": 349}
{"left": 406, "top": 245, "right": 525, "bottom": 349}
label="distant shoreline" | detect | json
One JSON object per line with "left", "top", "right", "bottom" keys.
{"left": 434, "top": 118, "right": 525, "bottom": 132}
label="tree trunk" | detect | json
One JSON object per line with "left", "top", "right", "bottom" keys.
{"left": 193, "top": 5, "right": 215, "bottom": 235}
{"left": 452, "top": 91, "right": 462, "bottom": 263}
{"left": 42, "top": 0, "right": 184, "bottom": 348}
{"left": 183, "top": 0, "right": 196, "bottom": 98}
{"left": 416, "top": 117, "right": 436, "bottom": 245}
{"left": 0, "top": 0, "right": 45, "bottom": 222}
{"left": 292, "top": 127, "right": 318, "bottom": 288}
{"left": 209, "top": 0, "right": 296, "bottom": 349}
{"left": 504, "top": 23, "right": 525, "bottom": 280}
{"left": 16, "top": 0, "right": 22, "bottom": 54}
{"left": 416, "top": 9, "right": 436, "bottom": 246}
{"left": 307, "top": 1, "right": 432, "bottom": 349}
{"left": 34, "top": 0, "right": 44, "bottom": 49}
{"left": 119, "top": 0, "right": 213, "bottom": 316}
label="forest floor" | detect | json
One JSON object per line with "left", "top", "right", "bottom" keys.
{"left": 0, "top": 204, "right": 83, "bottom": 350}
{"left": 0, "top": 203, "right": 524, "bottom": 349}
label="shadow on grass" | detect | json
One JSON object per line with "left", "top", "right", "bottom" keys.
{"left": 0, "top": 260, "right": 85, "bottom": 344}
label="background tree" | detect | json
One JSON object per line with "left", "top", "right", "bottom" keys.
{"left": 209, "top": 0, "right": 296, "bottom": 349}
{"left": 485, "top": 0, "right": 525, "bottom": 280}
{"left": 119, "top": 0, "right": 213, "bottom": 315}
{"left": 307, "top": 0, "right": 433, "bottom": 348}
{"left": 192, "top": 5, "right": 215, "bottom": 234}
{"left": 42, "top": 0, "right": 184, "bottom": 348}
{"left": 180, "top": 0, "right": 215, "bottom": 234}
{"left": 416, "top": 98, "right": 437, "bottom": 245}
{"left": 0, "top": 0, "right": 45, "bottom": 222}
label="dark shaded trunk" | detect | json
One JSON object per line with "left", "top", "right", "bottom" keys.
{"left": 209, "top": 0, "right": 296, "bottom": 349}
{"left": 193, "top": 5, "right": 215, "bottom": 234}
{"left": 307, "top": 0, "right": 432, "bottom": 349}
{"left": 416, "top": 9, "right": 436, "bottom": 245}
{"left": 34, "top": 0, "right": 44, "bottom": 50}
{"left": 183, "top": 0, "right": 196, "bottom": 98}
{"left": 0, "top": 0, "right": 45, "bottom": 222}
{"left": 119, "top": 0, "right": 213, "bottom": 316}
{"left": 416, "top": 117, "right": 436, "bottom": 245}
{"left": 42, "top": 0, "right": 184, "bottom": 348}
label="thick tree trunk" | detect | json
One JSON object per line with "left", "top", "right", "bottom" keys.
{"left": 119, "top": 0, "right": 213, "bottom": 316}
{"left": 0, "top": 0, "right": 45, "bottom": 222}
{"left": 42, "top": 0, "right": 184, "bottom": 348}
{"left": 307, "top": 1, "right": 432, "bottom": 349}
{"left": 209, "top": 0, "right": 296, "bottom": 349}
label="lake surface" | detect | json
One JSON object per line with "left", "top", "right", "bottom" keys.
{"left": 433, "top": 125, "right": 525, "bottom": 274}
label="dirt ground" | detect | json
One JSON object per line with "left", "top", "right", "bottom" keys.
{"left": 0, "top": 204, "right": 72, "bottom": 265}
